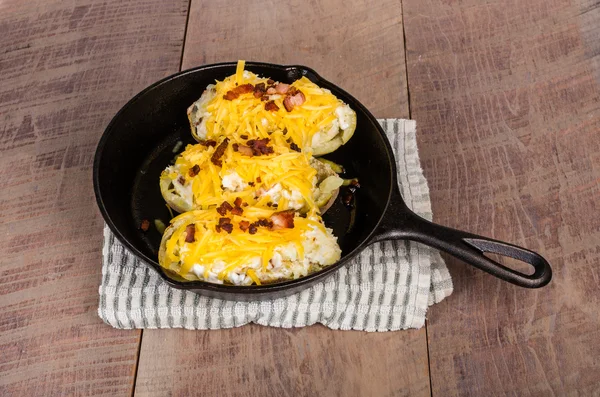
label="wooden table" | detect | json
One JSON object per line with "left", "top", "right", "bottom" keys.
{"left": 1, "top": 0, "right": 599, "bottom": 395}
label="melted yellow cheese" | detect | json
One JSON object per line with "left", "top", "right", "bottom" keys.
{"left": 201, "top": 61, "right": 347, "bottom": 149}
{"left": 163, "top": 208, "right": 323, "bottom": 278}
{"left": 165, "top": 141, "right": 318, "bottom": 212}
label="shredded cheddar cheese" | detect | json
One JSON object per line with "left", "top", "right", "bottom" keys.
{"left": 162, "top": 140, "right": 319, "bottom": 212}
{"left": 195, "top": 64, "right": 349, "bottom": 149}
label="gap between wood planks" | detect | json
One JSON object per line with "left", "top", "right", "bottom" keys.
{"left": 398, "top": 3, "right": 434, "bottom": 396}
{"left": 130, "top": 0, "right": 194, "bottom": 395}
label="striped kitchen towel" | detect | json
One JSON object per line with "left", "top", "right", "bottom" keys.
{"left": 98, "top": 119, "right": 453, "bottom": 331}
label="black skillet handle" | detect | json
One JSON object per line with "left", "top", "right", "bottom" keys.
{"left": 371, "top": 189, "right": 552, "bottom": 288}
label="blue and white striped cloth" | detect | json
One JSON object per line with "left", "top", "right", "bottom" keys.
{"left": 98, "top": 119, "right": 453, "bottom": 331}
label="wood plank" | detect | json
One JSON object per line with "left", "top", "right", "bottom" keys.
{"left": 402, "top": 0, "right": 600, "bottom": 395}
{"left": 135, "top": 1, "right": 430, "bottom": 396}
{"left": 0, "top": 0, "right": 188, "bottom": 395}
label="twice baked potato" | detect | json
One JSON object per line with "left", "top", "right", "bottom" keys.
{"left": 160, "top": 138, "right": 343, "bottom": 214}
{"left": 158, "top": 207, "right": 341, "bottom": 285}
{"left": 187, "top": 60, "right": 356, "bottom": 156}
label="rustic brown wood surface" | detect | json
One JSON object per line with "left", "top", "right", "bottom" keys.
{"left": 134, "top": 1, "right": 432, "bottom": 397}
{"left": 2, "top": 0, "right": 599, "bottom": 395}
{"left": 403, "top": 0, "right": 600, "bottom": 395}
{"left": 0, "top": 0, "right": 188, "bottom": 395}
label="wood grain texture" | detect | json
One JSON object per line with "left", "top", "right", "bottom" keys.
{"left": 403, "top": 0, "right": 600, "bottom": 395}
{"left": 0, "top": 0, "right": 188, "bottom": 395}
{"left": 135, "top": 1, "right": 430, "bottom": 396}
{"left": 181, "top": 0, "right": 408, "bottom": 118}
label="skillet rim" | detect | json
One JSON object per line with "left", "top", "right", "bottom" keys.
{"left": 93, "top": 61, "right": 399, "bottom": 294}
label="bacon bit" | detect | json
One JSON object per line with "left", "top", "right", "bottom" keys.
{"left": 237, "top": 144, "right": 254, "bottom": 156}
{"left": 264, "top": 101, "right": 279, "bottom": 111}
{"left": 248, "top": 224, "right": 258, "bottom": 234}
{"left": 140, "top": 219, "right": 150, "bottom": 232}
{"left": 177, "top": 176, "right": 186, "bottom": 185}
{"left": 270, "top": 210, "right": 295, "bottom": 230}
{"left": 256, "top": 219, "right": 274, "bottom": 228}
{"left": 199, "top": 139, "right": 217, "bottom": 147}
{"left": 232, "top": 143, "right": 239, "bottom": 152}
{"left": 247, "top": 138, "right": 274, "bottom": 156}
{"left": 248, "top": 181, "right": 255, "bottom": 187}
{"left": 216, "top": 201, "right": 233, "bottom": 216}
{"left": 267, "top": 79, "right": 275, "bottom": 85}
{"left": 223, "top": 83, "right": 255, "bottom": 100}
{"left": 188, "top": 164, "right": 200, "bottom": 177}
{"left": 210, "top": 138, "right": 229, "bottom": 166}
{"left": 275, "top": 83, "right": 290, "bottom": 94}
{"left": 282, "top": 128, "right": 288, "bottom": 135}
{"left": 256, "top": 176, "right": 262, "bottom": 183}
{"left": 218, "top": 217, "right": 234, "bottom": 234}
{"left": 283, "top": 91, "right": 306, "bottom": 112}
{"left": 215, "top": 225, "right": 221, "bottom": 232}
{"left": 240, "top": 134, "right": 248, "bottom": 140}
{"left": 288, "top": 86, "right": 299, "bottom": 96}
{"left": 261, "top": 95, "right": 269, "bottom": 101}
{"left": 185, "top": 224, "right": 196, "bottom": 242}
{"left": 253, "top": 83, "right": 266, "bottom": 98}
{"left": 290, "top": 142, "right": 301, "bottom": 152}
{"left": 230, "top": 206, "right": 243, "bottom": 216}
{"left": 266, "top": 87, "right": 276, "bottom": 95}
{"left": 266, "top": 202, "right": 273, "bottom": 207}
{"left": 242, "top": 202, "right": 249, "bottom": 207}
{"left": 239, "top": 220, "right": 250, "bottom": 232}
{"left": 234, "top": 197, "right": 243, "bottom": 207}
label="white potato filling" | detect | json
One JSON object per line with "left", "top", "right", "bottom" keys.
{"left": 183, "top": 217, "right": 341, "bottom": 285}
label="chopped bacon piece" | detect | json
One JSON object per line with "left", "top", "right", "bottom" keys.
{"left": 270, "top": 210, "right": 295, "bottom": 230}
{"left": 234, "top": 197, "right": 243, "bottom": 207}
{"left": 283, "top": 91, "right": 306, "bottom": 112}
{"left": 223, "top": 83, "right": 255, "bottom": 100}
{"left": 264, "top": 101, "right": 279, "bottom": 111}
{"left": 248, "top": 181, "right": 255, "bottom": 187}
{"left": 275, "top": 83, "right": 290, "bottom": 94}
{"left": 210, "top": 138, "right": 229, "bottom": 167}
{"left": 232, "top": 143, "right": 239, "bottom": 152}
{"left": 240, "top": 134, "right": 248, "bottom": 140}
{"left": 253, "top": 83, "right": 266, "bottom": 98}
{"left": 247, "top": 138, "right": 274, "bottom": 155}
{"left": 199, "top": 139, "right": 217, "bottom": 147}
{"left": 290, "top": 142, "right": 301, "bottom": 152}
{"left": 242, "top": 202, "right": 248, "bottom": 207}
{"left": 261, "top": 95, "right": 269, "bottom": 101}
{"left": 218, "top": 217, "right": 231, "bottom": 226}
{"left": 239, "top": 220, "right": 250, "bottom": 232}
{"left": 216, "top": 201, "right": 233, "bottom": 216}
{"left": 140, "top": 219, "right": 150, "bottom": 232}
{"left": 237, "top": 144, "right": 254, "bottom": 156}
{"left": 288, "top": 86, "right": 299, "bottom": 96}
{"left": 267, "top": 79, "right": 275, "bottom": 85}
{"left": 256, "top": 176, "right": 262, "bottom": 183}
{"left": 215, "top": 225, "right": 221, "bottom": 232}
{"left": 221, "top": 223, "right": 234, "bottom": 234}
{"left": 185, "top": 224, "right": 196, "bottom": 243}
{"left": 188, "top": 164, "right": 200, "bottom": 177}
{"left": 266, "top": 87, "right": 276, "bottom": 95}
{"left": 248, "top": 224, "right": 258, "bottom": 234}
{"left": 177, "top": 176, "right": 186, "bottom": 185}
{"left": 230, "top": 206, "right": 243, "bottom": 216}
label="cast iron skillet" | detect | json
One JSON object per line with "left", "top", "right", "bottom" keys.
{"left": 93, "top": 62, "right": 552, "bottom": 301}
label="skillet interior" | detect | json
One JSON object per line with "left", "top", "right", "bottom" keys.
{"left": 94, "top": 62, "right": 397, "bottom": 298}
